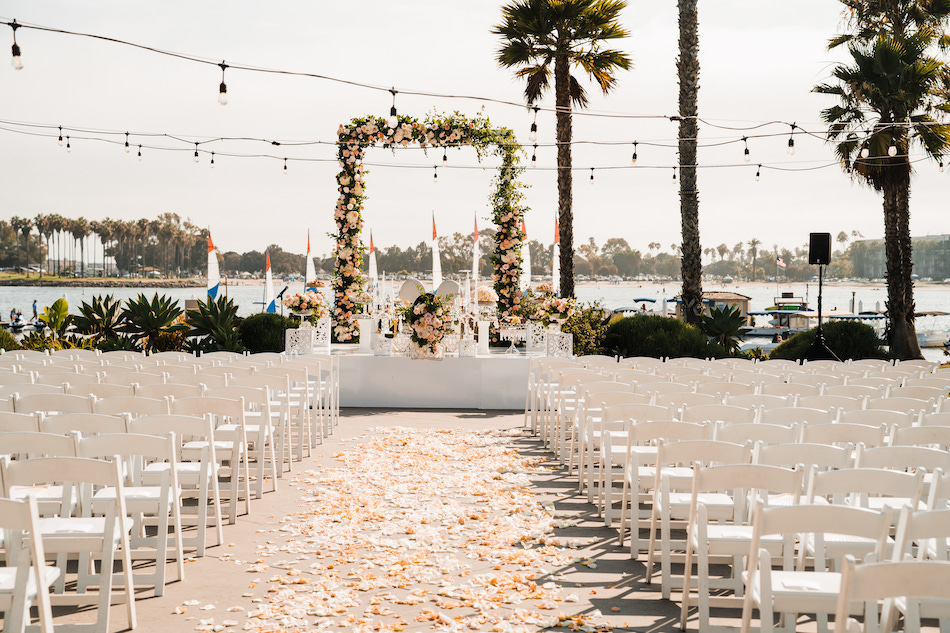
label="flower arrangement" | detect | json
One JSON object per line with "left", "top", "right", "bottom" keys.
{"left": 354, "top": 291, "right": 373, "bottom": 303}
{"left": 409, "top": 293, "right": 448, "bottom": 355}
{"left": 331, "top": 111, "right": 524, "bottom": 342}
{"left": 536, "top": 296, "right": 577, "bottom": 325}
{"left": 284, "top": 291, "right": 325, "bottom": 313}
{"left": 308, "top": 279, "right": 327, "bottom": 288}
{"left": 535, "top": 283, "right": 554, "bottom": 294}
{"left": 476, "top": 286, "right": 499, "bottom": 303}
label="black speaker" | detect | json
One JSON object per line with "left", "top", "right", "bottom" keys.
{"left": 808, "top": 232, "right": 832, "bottom": 265}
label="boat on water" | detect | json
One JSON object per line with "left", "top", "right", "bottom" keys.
{"left": 742, "top": 293, "right": 808, "bottom": 339}
{"left": 915, "top": 311, "right": 950, "bottom": 348}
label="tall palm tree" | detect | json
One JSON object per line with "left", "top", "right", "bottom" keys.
{"left": 34, "top": 214, "right": 51, "bottom": 278}
{"left": 814, "top": 1, "right": 950, "bottom": 359}
{"left": 677, "top": 0, "right": 702, "bottom": 324}
{"left": 747, "top": 238, "right": 760, "bottom": 280}
{"left": 493, "top": 0, "right": 631, "bottom": 299}
{"left": 9, "top": 216, "right": 25, "bottom": 274}
{"left": 71, "top": 217, "right": 90, "bottom": 277}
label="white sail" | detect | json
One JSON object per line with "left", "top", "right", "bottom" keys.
{"left": 552, "top": 215, "right": 560, "bottom": 295}
{"left": 520, "top": 218, "right": 531, "bottom": 292}
{"left": 304, "top": 231, "right": 318, "bottom": 291}
{"left": 207, "top": 233, "right": 220, "bottom": 300}
{"left": 264, "top": 251, "right": 276, "bottom": 313}
{"left": 472, "top": 214, "right": 479, "bottom": 294}
{"left": 431, "top": 212, "right": 442, "bottom": 292}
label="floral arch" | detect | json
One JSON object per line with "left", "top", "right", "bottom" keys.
{"left": 332, "top": 111, "right": 527, "bottom": 342}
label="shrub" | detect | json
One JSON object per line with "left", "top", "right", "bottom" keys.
{"left": 603, "top": 315, "right": 726, "bottom": 359}
{"left": 239, "top": 313, "right": 295, "bottom": 353}
{"left": 769, "top": 320, "right": 888, "bottom": 361}
{"left": 0, "top": 328, "right": 21, "bottom": 351}
{"left": 561, "top": 302, "right": 613, "bottom": 356}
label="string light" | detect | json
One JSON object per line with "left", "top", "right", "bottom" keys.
{"left": 888, "top": 136, "right": 898, "bottom": 157}
{"left": 672, "top": 166, "right": 677, "bottom": 183}
{"left": 940, "top": 159, "right": 945, "bottom": 173}
{"left": 65, "top": 135, "right": 70, "bottom": 152}
{"left": 742, "top": 136, "right": 750, "bottom": 162}
{"left": 218, "top": 61, "right": 229, "bottom": 105}
{"left": 433, "top": 165, "right": 438, "bottom": 184}
{"left": 589, "top": 167, "right": 594, "bottom": 185}
{"left": 631, "top": 141, "right": 638, "bottom": 166}
{"left": 388, "top": 88, "right": 398, "bottom": 129}
{"left": 57, "top": 126, "right": 63, "bottom": 146}
{"left": 442, "top": 147, "right": 447, "bottom": 165}
{"left": 193, "top": 142, "right": 199, "bottom": 163}
{"left": 283, "top": 157, "right": 288, "bottom": 174}
{"left": 124, "top": 132, "right": 130, "bottom": 153}
{"left": 787, "top": 123, "right": 796, "bottom": 155}
{"left": 861, "top": 146, "right": 870, "bottom": 159}
{"left": 9, "top": 20, "right": 22, "bottom": 70}
{"left": 530, "top": 144, "right": 537, "bottom": 168}
{"left": 755, "top": 164, "right": 761, "bottom": 181}
{"left": 529, "top": 106, "right": 539, "bottom": 143}
{"left": 137, "top": 144, "right": 142, "bottom": 160}
{"left": 210, "top": 151, "right": 215, "bottom": 168}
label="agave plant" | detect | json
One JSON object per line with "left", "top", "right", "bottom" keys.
{"left": 700, "top": 305, "right": 747, "bottom": 355}
{"left": 118, "top": 293, "right": 188, "bottom": 352}
{"left": 186, "top": 295, "right": 245, "bottom": 353}
{"left": 73, "top": 295, "right": 123, "bottom": 342}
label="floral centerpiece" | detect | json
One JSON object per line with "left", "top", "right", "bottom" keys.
{"left": 408, "top": 293, "right": 448, "bottom": 359}
{"left": 284, "top": 291, "right": 329, "bottom": 319}
{"left": 475, "top": 286, "right": 499, "bottom": 304}
{"left": 535, "top": 295, "right": 577, "bottom": 326}
{"left": 534, "top": 283, "right": 554, "bottom": 294}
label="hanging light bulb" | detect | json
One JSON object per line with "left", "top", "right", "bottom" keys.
{"left": 57, "top": 126, "right": 63, "bottom": 147}
{"left": 442, "top": 148, "right": 447, "bottom": 165}
{"left": 194, "top": 143, "right": 199, "bottom": 163}
{"left": 388, "top": 88, "right": 398, "bottom": 129}
{"left": 66, "top": 136, "right": 70, "bottom": 153}
{"left": 433, "top": 165, "right": 438, "bottom": 184}
{"left": 137, "top": 144, "right": 142, "bottom": 161}
{"left": 124, "top": 132, "right": 130, "bottom": 154}
{"left": 787, "top": 123, "right": 796, "bottom": 155}
{"left": 528, "top": 106, "right": 539, "bottom": 143}
{"left": 589, "top": 167, "right": 594, "bottom": 185}
{"left": 742, "top": 136, "right": 750, "bottom": 162}
{"left": 283, "top": 158, "right": 288, "bottom": 175}
{"left": 631, "top": 141, "right": 638, "bottom": 166}
{"left": 530, "top": 144, "right": 537, "bottom": 168}
{"left": 218, "top": 61, "right": 229, "bottom": 105}
{"left": 755, "top": 164, "right": 761, "bottom": 182}
{"left": 210, "top": 152, "right": 215, "bottom": 168}
{"left": 672, "top": 166, "right": 677, "bottom": 183}
{"left": 888, "top": 137, "right": 898, "bottom": 157}
{"left": 861, "top": 146, "right": 870, "bottom": 159}
{"left": 10, "top": 20, "right": 22, "bottom": 70}
{"left": 940, "top": 160, "right": 945, "bottom": 173}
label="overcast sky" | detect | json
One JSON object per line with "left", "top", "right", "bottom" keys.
{"left": 1, "top": 1, "right": 946, "bottom": 260}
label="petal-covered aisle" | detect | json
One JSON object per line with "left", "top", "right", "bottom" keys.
{"left": 221, "top": 427, "right": 611, "bottom": 633}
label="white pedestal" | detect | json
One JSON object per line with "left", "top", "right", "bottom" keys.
{"left": 477, "top": 320, "right": 490, "bottom": 356}
{"left": 356, "top": 319, "right": 373, "bottom": 354}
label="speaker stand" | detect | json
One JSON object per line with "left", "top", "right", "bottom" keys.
{"left": 804, "top": 263, "right": 841, "bottom": 362}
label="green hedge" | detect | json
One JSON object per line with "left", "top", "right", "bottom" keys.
{"left": 238, "top": 313, "right": 295, "bottom": 353}
{"left": 0, "top": 328, "right": 21, "bottom": 351}
{"left": 769, "top": 320, "right": 888, "bottom": 361}
{"left": 603, "top": 314, "right": 726, "bottom": 359}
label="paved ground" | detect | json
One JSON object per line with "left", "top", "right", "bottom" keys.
{"left": 31, "top": 408, "right": 836, "bottom": 632}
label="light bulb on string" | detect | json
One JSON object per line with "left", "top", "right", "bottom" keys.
{"left": 283, "top": 158, "right": 288, "bottom": 175}
{"left": 57, "top": 126, "right": 63, "bottom": 147}
{"left": 940, "top": 159, "right": 945, "bottom": 173}
{"left": 787, "top": 123, "right": 796, "bottom": 155}
{"left": 755, "top": 164, "right": 761, "bottom": 182}
{"left": 742, "top": 136, "right": 750, "bottom": 162}
{"left": 9, "top": 20, "right": 22, "bottom": 70}
{"left": 388, "top": 88, "right": 398, "bottom": 129}
{"left": 888, "top": 137, "right": 897, "bottom": 157}
{"left": 589, "top": 167, "right": 594, "bottom": 185}
{"left": 672, "top": 166, "right": 677, "bottom": 184}
{"left": 528, "top": 105, "right": 539, "bottom": 143}
{"left": 433, "top": 165, "right": 438, "bottom": 184}
{"left": 210, "top": 152, "right": 215, "bottom": 168}
{"left": 631, "top": 141, "right": 638, "bottom": 166}
{"left": 65, "top": 136, "right": 70, "bottom": 153}
{"left": 218, "top": 61, "right": 229, "bottom": 105}
{"left": 442, "top": 147, "right": 447, "bottom": 165}
{"left": 124, "top": 132, "right": 130, "bottom": 153}
{"left": 861, "top": 146, "right": 870, "bottom": 159}
{"left": 530, "top": 144, "right": 537, "bottom": 168}
{"left": 137, "top": 145, "right": 142, "bottom": 161}
{"left": 194, "top": 143, "right": 199, "bottom": 163}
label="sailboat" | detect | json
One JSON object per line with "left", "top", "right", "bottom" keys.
{"left": 304, "top": 231, "right": 318, "bottom": 292}
{"left": 431, "top": 212, "right": 442, "bottom": 292}
{"left": 207, "top": 233, "right": 220, "bottom": 300}
{"left": 264, "top": 251, "right": 276, "bottom": 313}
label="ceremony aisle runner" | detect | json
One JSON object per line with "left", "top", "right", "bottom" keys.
{"left": 212, "top": 428, "right": 612, "bottom": 633}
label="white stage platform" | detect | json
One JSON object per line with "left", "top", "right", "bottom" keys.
{"left": 335, "top": 350, "right": 530, "bottom": 410}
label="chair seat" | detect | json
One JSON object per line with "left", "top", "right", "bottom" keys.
{"left": 703, "top": 526, "right": 783, "bottom": 556}
{"left": 38, "top": 516, "right": 134, "bottom": 545}
{"left": 0, "top": 564, "right": 61, "bottom": 598}
{"left": 666, "top": 492, "right": 734, "bottom": 520}
{"left": 94, "top": 486, "right": 172, "bottom": 514}
{"left": 749, "top": 570, "right": 845, "bottom": 613}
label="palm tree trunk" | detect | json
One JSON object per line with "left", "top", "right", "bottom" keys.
{"left": 678, "top": 0, "right": 702, "bottom": 325}
{"left": 884, "top": 158, "right": 922, "bottom": 359}
{"left": 554, "top": 55, "right": 574, "bottom": 299}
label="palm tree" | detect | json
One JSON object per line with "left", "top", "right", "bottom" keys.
{"left": 747, "top": 238, "right": 760, "bottom": 280}
{"left": 9, "top": 216, "right": 26, "bottom": 274}
{"left": 493, "top": 0, "right": 631, "bottom": 299}
{"left": 716, "top": 243, "right": 728, "bottom": 262}
{"left": 814, "top": 1, "right": 950, "bottom": 359}
{"left": 677, "top": 0, "right": 702, "bottom": 324}
{"left": 71, "top": 217, "right": 90, "bottom": 277}
{"left": 34, "top": 214, "right": 52, "bottom": 278}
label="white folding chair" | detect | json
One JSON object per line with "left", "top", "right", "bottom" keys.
{"left": 803, "top": 423, "right": 888, "bottom": 448}
{"left": 0, "top": 496, "right": 58, "bottom": 633}
{"left": 92, "top": 395, "right": 169, "bottom": 418}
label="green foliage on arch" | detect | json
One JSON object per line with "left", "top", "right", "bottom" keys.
{"left": 331, "top": 111, "right": 527, "bottom": 342}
